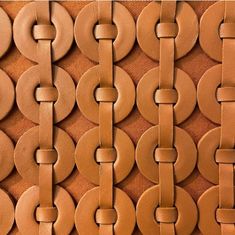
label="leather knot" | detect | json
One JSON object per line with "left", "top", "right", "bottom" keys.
{"left": 220, "top": 23, "right": 235, "bottom": 39}
{"left": 96, "top": 148, "right": 116, "bottom": 163}
{"left": 95, "top": 87, "right": 118, "bottom": 102}
{"left": 36, "top": 149, "right": 58, "bottom": 164}
{"left": 217, "top": 87, "right": 235, "bottom": 102}
{"left": 36, "top": 207, "right": 58, "bottom": 222}
{"left": 35, "top": 87, "right": 58, "bottom": 102}
{"left": 215, "top": 149, "right": 235, "bottom": 164}
{"left": 33, "top": 24, "right": 56, "bottom": 40}
{"left": 216, "top": 208, "right": 235, "bottom": 224}
{"left": 95, "top": 209, "right": 117, "bottom": 225}
{"left": 155, "top": 148, "right": 177, "bottom": 163}
{"left": 94, "top": 24, "right": 117, "bottom": 40}
{"left": 156, "top": 23, "right": 178, "bottom": 38}
{"left": 155, "top": 89, "right": 178, "bottom": 104}
{"left": 155, "top": 207, "right": 178, "bottom": 223}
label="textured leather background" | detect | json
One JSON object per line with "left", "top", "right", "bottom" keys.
{"left": 0, "top": 1, "right": 217, "bottom": 234}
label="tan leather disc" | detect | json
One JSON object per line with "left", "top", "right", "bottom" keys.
{"left": 75, "top": 187, "right": 136, "bottom": 235}
{"left": 198, "top": 127, "right": 221, "bottom": 185}
{"left": 0, "top": 130, "right": 14, "bottom": 181}
{"left": 136, "top": 125, "right": 197, "bottom": 184}
{"left": 16, "top": 65, "right": 75, "bottom": 124}
{"left": 198, "top": 186, "right": 221, "bottom": 235}
{"left": 75, "top": 127, "right": 135, "bottom": 185}
{"left": 200, "top": 1, "right": 224, "bottom": 62}
{"left": 137, "top": 1, "right": 198, "bottom": 61}
{"left": 13, "top": 1, "right": 73, "bottom": 62}
{"left": 0, "top": 7, "right": 12, "bottom": 58}
{"left": 137, "top": 67, "right": 196, "bottom": 125}
{"left": 197, "top": 64, "right": 222, "bottom": 124}
{"left": 14, "top": 126, "right": 75, "bottom": 184}
{"left": 0, "top": 69, "right": 15, "bottom": 120}
{"left": 0, "top": 188, "right": 14, "bottom": 234}
{"left": 76, "top": 65, "right": 135, "bottom": 124}
{"left": 15, "top": 185, "right": 75, "bottom": 235}
{"left": 136, "top": 185, "right": 198, "bottom": 235}
{"left": 74, "top": 1, "right": 135, "bottom": 62}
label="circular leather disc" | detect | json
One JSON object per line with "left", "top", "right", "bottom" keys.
{"left": 75, "top": 187, "right": 136, "bottom": 235}
{"left": 136, "top": 125, "right": 197, "bottom": 184}
{"left": 13, "top": 1, "right": 73, "bottom": 62}
{"left": 16, "top": 65, "right": 75, "bottom": 124}
{"left": 14, "top": 126, "right": 75, "bottom": 184}
{"left": 0, "top": 188, "right": 14, "bottom": 234}
{"left": 0, "top": 130, "right": 14, "bottom": 181}
{"left": 198, "top": 127, "right": 220, "bottom": 185}
{"left": 0, "top": 69, "right": 15, "bottom": 120}
{"left": 200, "top": 1, "right": 224, "bottom": 62}
{"left": 137, "top": 1, "right": 198, "bottom": 61}
{"left": 197, "top": 64, "right": 221, "bottom": 124}
{"left": 75, "top": 127, "right": 135, "bottom": 185}
{"left": 0, "top": 7, "right": 12, "bottom": 58}
{"left": 136, "top": 185, "right": 198, "bottom": 235}
{"left": 198, "top": 186, "right": 221, "bottom": 235}
{"left": 15, "top": 185, "right": 75, "bottom": 235}
{"left": 74, "top": 1, "right": 135, "bottom": 62}
{"left": 137, "top": 67, "right": 196, "bottom": 125}
{"left": 76, "top": 65, "right": 135, "bottom": 124}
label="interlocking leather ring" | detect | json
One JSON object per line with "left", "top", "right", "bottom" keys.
{"left": 136, "top": 185, "right": 198, "bottom": 235}
{"left": 75, "top": 187, "right": 136, "bottom": 235}
{"left": 198, "top": 186, "right": 222, "bottom": 235}
{"left": 198, "top": 127, "right": 221, "bottom": 185}
{"left": 14, "top": 126, "right": 75, "bottom": 184}
{"left": 76, "top": 65, "right": 135, "bottom": 124}
{"left": 15, "top": 185, "right": 75, "bottom": 235}
{"left": 136, "top": 125, "right": 197, "bottom": 184}
{"left": 137, "top": 67, "right": 196, "bottom": 125}
{"left": 0, "top": 69, "right": 14, "bottom": 120}
{"left": 74, "top": 1, "right": 135, "bottom": 62}
{"left": 16, "top": 65, "right": 75, "bottom": 124}
{"left": 197, "top": 64, "right": 222, "bottom": 124}
{"left": 0, "top": 7, "right": 12, "bottom": 58}
{"left": 13, "top": 1, "right": 73, "bottom": 62}
{"left": 0, "top": 130, "right": 14, "bottom": 181}
{"left": 200, "top": 1, "right": 225, "bottom": 62}
{"left": 75, "top": 127, "right": 134, "bottom": 185}
{"left": 0, "top": 188, "right": 14, "bottom": 234}
{"left": 137, "top": 1, "right": 198, "bottom": 61}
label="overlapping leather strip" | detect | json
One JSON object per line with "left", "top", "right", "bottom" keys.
{"left": 136, "top": 1, "right": 198, "bottom": 234}
{"left": 198, "top": 1, "right": 235, "bottom": 234}
{"left": 13, "top": 1, "right": 75, "bottom": 234}
{"left": 74, "top": 1, "right": 136, "bottom": 234}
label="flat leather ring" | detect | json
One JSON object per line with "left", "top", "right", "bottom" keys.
{"left": 200, "top": 1, "right": 224, "bottom": 62}
{"left": 74, "top": 1, "right": 135, "bottom": 62}
{"left": 0, "top": 188, "right": 14, "bottom": 234}
{"left": 75, "top": 127, "right": 135, "bottom": 185}
{"left": 197, "top": 64, "right": 222, "bottom": 124}
{"left": 0, "top": 69, "right": 15, "bottom": 120}
{"left": 0, "top": 7, "right": 12, "bottom": 58}
{"left": 136, "top": 125, "right": 197, "bottom": 184}
{"left": 14, "top": 126, "right": 75, "bottom": 184}
{"left": 198, "top": 127, "right": 221, "bottom": 185}
{"left": 137, "top": 1, "right": 198, "bottom": 61}
{"left": 15, "top": 185, "right": 75, "bottom": 235}
{"left": 198, "top": 186, "right": 221, "bottom": 235}
{"left": 0, "top": 130, "right": 14, "bottom": 181}
{"left": 76, "top": 65, "right": 135, "bottom": 124}
{"left": 75, "top": 187, "right": 136, "bottom": 235}
{"left": 136, "top": 185, "right": 198, "bottom": 235}
{"left": 16, "top": 65, "right": 75, "bottom": 124}
{"left": 13, "top": 1, "right": 73, "bottom": 62}
{"left": 137, "top": 67, "right": 196, "bottom": 125}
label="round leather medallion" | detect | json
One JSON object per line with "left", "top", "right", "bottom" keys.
{"left": 75, "top": 187, "right": 136, "bottom": 235}
{"left": 13, "top": 1, "right": 73, "bottom": 62}
{"left": 74, "top": 1, "right": 135, "bottom": 62}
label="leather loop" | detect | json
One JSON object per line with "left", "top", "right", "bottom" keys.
{"left": 33, "top": 24, "right": 56, "bottom": 40}
{"left": 94, "top": 24, "right": 117, "bottom": 40}
{"left": 95, "top": 208, "right": 117, "bottom": 225}
{"left": 155, "top": 148, "right": 177, "bottom": 163}
{"left": 95, "top": 87, "right": 118, "bottom": 102}
{"left": 36, "top": 149, "right": 58, "bottom": 164}
{"left": 216, "top": 209, "right": 235, "bottom": 224}
{"left": 155, "top": 207, "right": 178, "bottom": 223}
{"left": 220, "top": 23, "right": 235, "bottom": 39}
{"left": 215, "top": 149, "right": 235, "bottom": 164}
{"left": 155, "top": 89, "right": 178, "bottom": 104}
{"left": 36, "top": 207, "right": 58, "bottom": 222}
{"left": 217, "top": 87, "right": 235, "bottom": 102}
{"left": 156, "top": 23, "right": 178, "bottom": 38}
{"left": 96, "top": 148, "right": 116, "bottom": 163}
{"left": 35, "top": 87, "right": 58, "bottom": 102}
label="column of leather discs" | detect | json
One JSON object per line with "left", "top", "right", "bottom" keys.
{"left": 136, "top": 1, "right": 198, "bottom": 234}
{"left": 74, "top": 1, "right": 136, "bottom": 234}
{"left": 0, "top": 7, "right": 15, "bottom": 235}
{"left": 198, "top": 1, "right": 235, "bottom": 234}
{"left": 13, "top": 1, "right": 75, "bottom": 234}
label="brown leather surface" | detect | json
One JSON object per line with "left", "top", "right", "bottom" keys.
{"left": 0, "top": 1, "right": 218, "bottom": 234}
